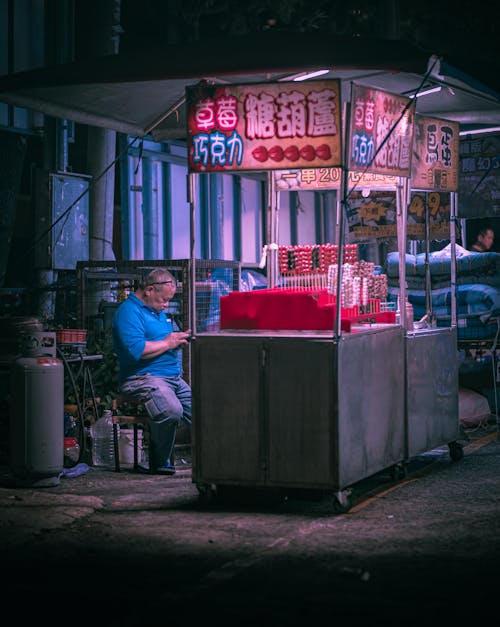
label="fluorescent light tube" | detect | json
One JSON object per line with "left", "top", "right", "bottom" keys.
{"left": 459, "top": 126, "right": 500, "bottom": 136}
{"left": 409, "top": 86, "right": 442, "bottom": 98}
{"left": 292, "top": 69, "right": 330, "bottom": 82}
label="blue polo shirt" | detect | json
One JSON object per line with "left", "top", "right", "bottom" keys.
{"left": 112, "top": 293, "right": 180, "bottom": 384}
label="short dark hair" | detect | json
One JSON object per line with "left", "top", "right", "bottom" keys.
{"left": 477, "top": 225, "right": 494, "bottom": 237}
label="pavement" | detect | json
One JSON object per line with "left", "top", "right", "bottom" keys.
{"left": 1, "top": 424, "right": 500, "bottom": 626}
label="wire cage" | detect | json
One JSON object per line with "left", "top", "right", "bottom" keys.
{"left": 76, "top": 259, "right": 241, "bottom": 382}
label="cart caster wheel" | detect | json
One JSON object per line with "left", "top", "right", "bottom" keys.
{"left": 197, "top": 483, "right": 217, "bottom": 506}
{"left": 390, "top": 462, "right": 408, "bottom": 481}
{"left": 332, "top": 489, "right": 352, "bottom": 514}
{"left": 448, "top": 442, "right": 464, "bottom": 462}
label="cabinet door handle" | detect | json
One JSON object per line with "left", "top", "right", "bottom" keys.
{"left": 261, "top": 346, "right": 267, "bottom": 368}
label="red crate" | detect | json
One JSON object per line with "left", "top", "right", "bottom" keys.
{"left": 56, "top": 329, "right": 87, "bottom": 344}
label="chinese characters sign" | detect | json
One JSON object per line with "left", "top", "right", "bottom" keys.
{"left": 348, "top": 83, "right": 415, "bottom": 177}
{"left": 458, "top": 133, "right": 500, "bottom": 218}
{"left": 411, "top": 115, "right": 459, "bottom": 191}
{"left": 186, "top": 80, "right": 342, "bottom": 173}
{"left": 274, "top": 167, "right": 398, "bottom": 191}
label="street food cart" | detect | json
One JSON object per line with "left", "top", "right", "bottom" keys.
{"left": 188, "top": 80, "right": 421, "bottom": 510}
{"left": 188, "top": 79, "right": 468, "bottom": 510}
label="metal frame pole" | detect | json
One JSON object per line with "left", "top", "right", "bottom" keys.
{"left": 266, "top": 172, "right": 279, "bottom": 288}
{"left": 396, "top": 176, "right": 408, "bottom": 331}
{"left": 187, "top": 172, "right": 197, "bottom": 382}
{"left": 450, "top": 191, "right": 457, "bottom": 328}
{"left": 335, "top": 100, "right": 351, "bottom": 340}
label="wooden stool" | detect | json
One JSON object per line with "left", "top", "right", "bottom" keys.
{"left": 111, "top": 397, "right": 152, "bottom": 473}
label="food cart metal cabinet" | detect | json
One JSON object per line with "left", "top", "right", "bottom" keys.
{"left": 192, "top": 325, "right": 405, "bottom": 511}
{"left": 405, "top": 326, "right": 462, "bottom": 461}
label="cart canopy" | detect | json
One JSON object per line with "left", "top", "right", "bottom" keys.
{"left": 0, "top": 31, "right": 499, "bottom": 139}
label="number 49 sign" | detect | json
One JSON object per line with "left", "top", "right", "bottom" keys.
{"left": 186, "top": 79, "right": 343, "bottom": 173}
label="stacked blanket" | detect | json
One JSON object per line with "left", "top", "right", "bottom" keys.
{"left": 385, "top": 247, "right": 500, "bottom": 341}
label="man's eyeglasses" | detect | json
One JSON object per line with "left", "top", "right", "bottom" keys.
{"left": 147, "top": 280, "right": 175, "bottom": 287}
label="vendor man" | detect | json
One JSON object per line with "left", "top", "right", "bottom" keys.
{"left": 471, "top": 225, "right": 494, "bottom": 252}
{"left": 112, "top": 267, "right": 192, "bottom": 475}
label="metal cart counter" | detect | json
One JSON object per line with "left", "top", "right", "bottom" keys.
{"left": 405, "top": 326, "right": 462, "bottom": 461}
{"left": 192, "top": 324, "right": 405, "bottom": 511}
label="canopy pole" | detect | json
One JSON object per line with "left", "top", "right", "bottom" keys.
{"left": 450, "top": 191, "right": 457, "bottom": 328}
{"left": 335, "top": 100, "right": 351, "bottom": 340}
{"left": 266, "top": 171, "right": 279, "bottom": 288}
{"left": 335, "top": 165, "right": 348, "bottom": 340}
{"left": 188, "top": 172, "right": 197, "bottom": 381}
{"left": 396, "top": 176, "right": 408, "bottom": 331}
{"left": 424, "top": 199, "right": 432, "bottom": 319}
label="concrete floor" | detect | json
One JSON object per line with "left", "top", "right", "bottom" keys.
{"left": 1, "top": 424, "right": 499, "bottom": 626}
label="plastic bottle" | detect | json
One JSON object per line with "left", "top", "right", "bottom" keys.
{"left": 91, "top": 409, "right": 117, "bottom": 468}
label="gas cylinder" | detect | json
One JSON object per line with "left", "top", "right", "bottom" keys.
{"left": 10, "top": 356, "right": 64, "bottom": 486}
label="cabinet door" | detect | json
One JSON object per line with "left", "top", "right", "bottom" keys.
{"left": 267, "top": 339, "right": 335, "bottom": 487}
{"left": 406, "top": 328, "right": 459, "bottom": 457}
{"left": 192, "top": 337, "right": 264, "bottom": 484}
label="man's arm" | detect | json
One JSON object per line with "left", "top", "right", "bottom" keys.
{"left": 141, "top": 330, "right": 192, "bottom": 359}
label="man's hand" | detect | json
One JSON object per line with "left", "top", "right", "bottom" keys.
{"left": 169, "top": 329, "right": 192, "bottom": 348}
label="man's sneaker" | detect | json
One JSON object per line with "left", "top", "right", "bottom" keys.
{"left": 155, "top": 464, "right": 176, "bottom": 476}
{"left": 137, "top": 463, "right": 176, "bottom": 476}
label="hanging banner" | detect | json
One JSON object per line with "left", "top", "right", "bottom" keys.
{"left": 186, "top": 79, "right": 342, "bottom": 173}
{"left": 346, "top": 190, "right": 398, "bottom": 239}
{"left": 457, "top": 133, "right": 500, "bottom": 218}
{"left": 411, "top": 114, "right": 460, "bottom": 191}
{"left": 347, "top": 190, "right": 450, "bottom": 240}
{"left": 348, "top": 83, "right": 415, "bottom": 178}
{"left": 274, "top": 167, "right": 398, "bottom": 191}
